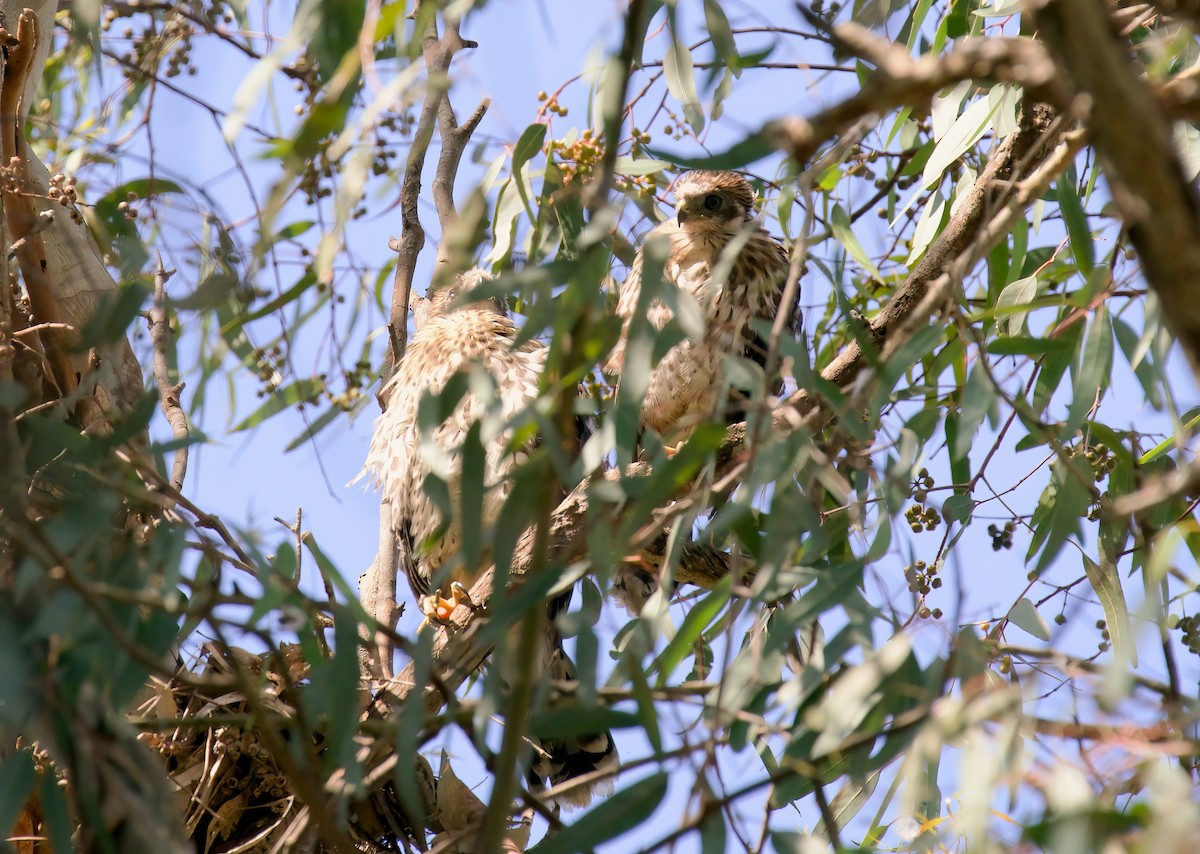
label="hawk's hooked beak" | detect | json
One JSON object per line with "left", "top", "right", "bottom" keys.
{"left": 676, "top": 208, "right": 691, "bottom": 225}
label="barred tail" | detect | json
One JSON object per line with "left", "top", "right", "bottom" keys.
{"left": 531, "top": 631, "right": 619, "bottom": 808}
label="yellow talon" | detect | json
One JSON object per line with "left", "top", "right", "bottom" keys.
{"left": 417, "top": 581, "right": 471, "bottom": 631}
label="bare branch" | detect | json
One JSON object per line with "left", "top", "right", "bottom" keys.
{"left": 384, "top": 8, "right": 487, "bottom": 382}
{"left": 148, "top": 254, "right": 188, "bottom": 499}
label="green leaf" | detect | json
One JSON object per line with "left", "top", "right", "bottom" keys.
{"left": 922, "top": 95, "right": 998, "bottom": 188}
{"left": 945, "top": 412, "right": 972, "bottom": 486}
{"left": 1008, "top": 597, "right": 1051, "bottom": 641}
{"left": 830, "top": 204, "right": 881, "bottom": 279}
{"left": 810, "top": 635, "right": 912, "bottom": 755}
{"left": 1138, "top": 408, "right": 1200, "bottom": 464}
{"left": 512, "top": 122, "right": 547, "bottom": 215}
{"left": 652, "top": 580, "right": 731, "bottom": 685}
{"left": 906, "top": 189, "right": 948, "bottom": 266}
{"left": 703, "top": 0, "right": 739, "bottom": 68}
{"left": 0, "top": 748, "right": 35, "bottom": 842}
{"left": 1033, "top": 323, "right": 1081, "bottom": 415}
{"left": 528, "top": 772, "right": 668, "bottom": 853}
{"left": 284, "top": 404, "right": 341, "bottom": 452}
{"left": 1026, "top": 454, "right": 1091, "bottom": 575}
{"left": 531, "top": 707, "right": 643, "bottom": 740}
{"left": 1066, "top": 304, "right": 1114, "bottom": 431}
{"left": 947, "top": 0, "right": 972, "bottom": 38}
{"left": 310, "top": 0, "right": 365, "bottom": 85}
{"left": 664, "top": 37, "right": 705, "bottom": 131}
{"left": 39, "top": 768, "right": 73, "bottom": 853}
{"left": 223, "top": 271, "right": 318, "bottom": 331}
{"left": 172, "top": 270, "right": 240, "bottom": 312}
{"left": 98, "top": 176, "right": 185, "bottom": 201}
{"left": 1083, "top": 553, "right": 1135, "bottom": 667}
{"left": 942, "top": 494, "right": 974, "bottom": 524}
{"left": 275, "top": 219, "right": 315, "bottom": 240}
{"left": 954, "top": 362, "right": 994, "bottom": 460}
{"left": 648, "top": 131, "right": 774, "bottom": 170}
{"left": 988, "top": 335, "right": 1072, "bottom": 356}
{"left": 231, "top": 378, "right": 324, "bottom": 432}
{"left": 613, "top": 157, "right": 671, "bottom": 176}
{"left": 1057, "top": 167, "right": 1094, "bottom": 275}
{"left": 994, "top": 275, "right": 1038, "bottom": 336}
{"left": 1113, "top": 315, "right": 1164, "bottom": 410}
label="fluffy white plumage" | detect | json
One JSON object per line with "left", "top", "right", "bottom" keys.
{"left": 359, "top": 269, "right": 617, "bottom": 806}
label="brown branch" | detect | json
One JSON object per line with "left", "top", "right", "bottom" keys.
{"left": 1035, "top": 0, "right": 1200, "bottom": 376}
{"left": 364, "top": 2, "right": 488, "bottom": 686}
{"left": 384, "top": 8, "right": 486, "bottom": 383}
{"left": 767, "top": 28, "right": 1066, "bottom": 166}
{"left": 148, "top": 254, "right": 188, "bottom": 499}
{"left": 431, "top": 92, "right": 490, "bottom": 268}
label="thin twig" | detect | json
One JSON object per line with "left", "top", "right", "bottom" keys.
{"left": 149, "top": 253, "right": 189, "bottom": 499}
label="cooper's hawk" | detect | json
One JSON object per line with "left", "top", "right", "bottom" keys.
{"left": 606, "top": 170, "right": 796, "bottom": 447}
{"left": 606, "top": 171, "right": 797, "bottom": 613}
{"left": 360, "top": 269, "right": 616, "bottom": 805}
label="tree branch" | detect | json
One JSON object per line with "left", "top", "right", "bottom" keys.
{"left": 1035, "top": 0, "right": 1200, "bottom": 376}
{"left": 148, "top": 254, "right": 188, "bottom": 500}
{"left": 766, "top": 28, "right": 1066, "bottom": 166}
{"left": 363, "top": 2, "right": 488, "bottom": 685}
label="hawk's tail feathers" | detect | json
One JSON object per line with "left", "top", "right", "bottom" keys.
{"left": 532, "top": 639, "right": 619, "bottom": 808}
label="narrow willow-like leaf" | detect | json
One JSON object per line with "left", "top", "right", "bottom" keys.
{"left": 831, "top": 204, "right": 881, "bottom": 279}
{"left": 1082, "top": 554, "right": 1136, "bottom": 667}
{"left": 528, "top": 773, "right": 669, "bottom": 853}
{"left": 663, "top": 37, "right": 705, "bottom": 131}
{"left": 231, "top": 378, "right": 324, "bottom": 432}
{"left": 1066, "top": 304, "right": 1114, "bottom": 431}
{"left": 1057, "top": 168, "right": 1094, "bottom": 275}
{"left": 1008, "top": 597, "right": 1051, "bottom": 641}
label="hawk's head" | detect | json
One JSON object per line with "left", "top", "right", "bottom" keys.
{"left": 418, "top": 268, "right": 507, "bottom": 326}
{"left": 672, "top": 170, "right": 756, "bottom": 235}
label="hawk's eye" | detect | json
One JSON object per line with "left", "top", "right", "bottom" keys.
{"left": 446, "top": 289, "right": 459, "bottom": 301}
{"left": 702, "top": 193, "right": 722, "bottom": 212}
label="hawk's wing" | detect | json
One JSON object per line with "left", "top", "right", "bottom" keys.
{"left": 736, "top": 232, "right": 797, "bottom": 419}
{"left": 605, "top": 219, "right": 679, "bottom": 377}
{"left": 396, "top": 516, "right": 430, "bottom": 599}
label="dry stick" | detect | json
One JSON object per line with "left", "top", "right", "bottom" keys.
{"left": 148, "top": 253, "right": 189, "bottom": 499}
